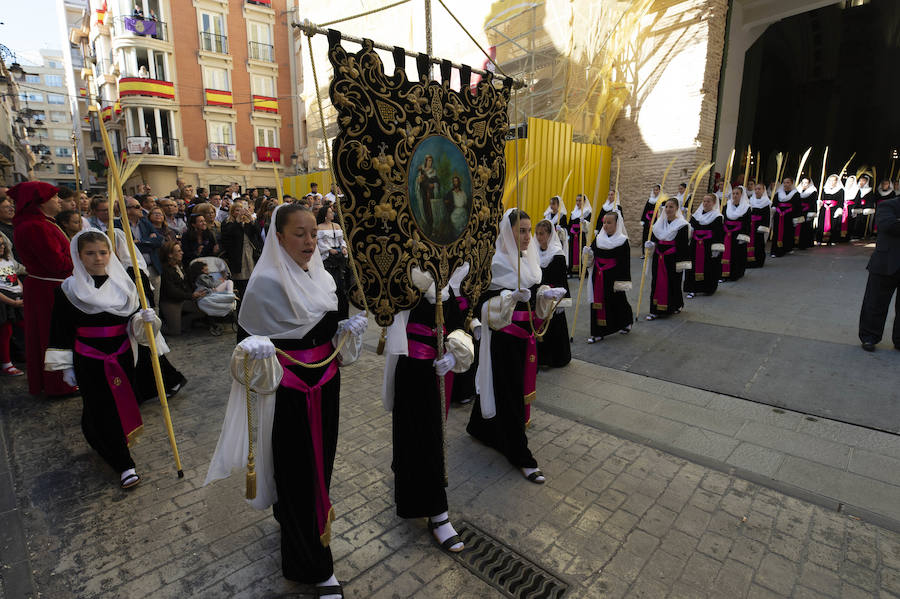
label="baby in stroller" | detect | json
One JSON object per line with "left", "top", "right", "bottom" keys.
{"left": 188, "top": 257, "right": 238, "bottom": 335}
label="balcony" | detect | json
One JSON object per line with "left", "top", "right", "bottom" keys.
{"left": 205, "top": 89, "right": 233, "bottom": 108}
{"left": 209, "top": 143, "right": 236, "bottom": 161}
{"left": 252, "top": 95, "right": 278, "bottom": 114}
{"left": 248, "top": 41, "right": 274, "bottom": 63}
{"left": 200, "top": 32, "right": 228, "bottom": 54}
{"left": 112, "top": 16, "right": 168, "bottom": 42}
{"left": 119, "top": 77, "right": 175, "bottom": 100}
{"left": 126, "top": 135, "right": 179, "bottom": 157}
{"left": 255, "top": 146, "right": 280, "bottom": 162}
{"left": 246, "top": 0, "right": 271, "bottom": 5}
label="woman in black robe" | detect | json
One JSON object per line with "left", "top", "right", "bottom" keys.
{"left": 566, "top": 195, "right": 591, "bottom": 276}
{"left": 45, "top": 230, "right": 160, "bottom": 489}
{"left": 817, "top": 175, "right": 844, "bottom": 245}
{"left": 646, "top": 198, "right": 690, "bottom": 320}
{"left": 599, "top": 190, "right": 625, "bottom": 223}
{"left": 747, "top": 183, "right": 771, "bottom": 268}
{"left": 207, "top": 204, "right": 367, "bottom": 599}
{"left": 535, "top": 219, "right": 571, "bottom": 367}
{"left": 583, "top": 211, "right": 633, "bottom": 341}
{"left": 684, "top": 193, "right": 724, "bottom": 297}
{"left": 467, "top": 209, "right": 564, "bottom": 483}
{"left": 721, "top": 186, "right": 752, "bottom": 281}
{"left": 382, "top": 267, "right": 474, "bottom": 552}
{"left": 640, "top": 185, "right": 661, "bottom": 257}
{"left": 852, "top": 175, "right": 874, "bottom": 239}
{"left": 797, "top": 178, "right": 818, "bottom": 249}
{"left": 838, "top": 175, "right": 859, "bottom": 243}
{"left": 770, "top": 178, "right": 801, "bottom": 258}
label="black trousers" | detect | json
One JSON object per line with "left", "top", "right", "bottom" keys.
{"left": 859, "top": 270, "right": 900, "bottom": 346}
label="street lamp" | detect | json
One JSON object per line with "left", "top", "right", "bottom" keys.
{"left": 290, "top": 152, "right": 298, "bottom": 175}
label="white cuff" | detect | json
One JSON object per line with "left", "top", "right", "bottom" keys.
{"left": 468, "top": 317, "right": 482, "bottom": 334}
{"left": 806, "top": 212, "right": 816, "bottom": 219}
{"left": 863, "top": 208, "right": 875, "bottom": 216}
{"left": 130, "top": 312, "right": 162, "bottom": 345}
{"left": 675, "top": 261, "right": 692, "bottom": 272}
{"left": 792, "top": 217, "right": 805, "bottom": 225}
{"left": 556, "top": 298, "right": 572, "bottom": 309}
{"left": 737, "top": 234, "right": 750, "bottom": 243}
{"left": 446, "top": 330, "right": 475, "bottom": 373}
{"left": 486, "top": 292, "right": 518, "bottom": 331}
{"left": 613, "top": 281, "right": 632, "bottom": 292}
{"left": 711, "top": 243, "right": 725, "bottom": 252}
{"left": 44, "top": 348, "right": 73, "bottom": 371}
{"left": 757, "top": 226, "right": 770, "bottom": 234}
{"left": 535, "top": 284, "right": 554, "bottom": 320}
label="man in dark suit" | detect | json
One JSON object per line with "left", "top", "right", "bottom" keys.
{"left": 859, "top": 196, "right": 900, "bottom": 351}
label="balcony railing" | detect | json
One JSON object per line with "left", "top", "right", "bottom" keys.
{"left": 200, "top": 32, "right": 228, "bottom": 54}
{"left": 126, "top": 135, "right": 179, "bottom": 157}
{"left": 209, "top": 143, "right": 236, "bottom": 161}
{"left": 246, "top": 0, "right": 271, "bottom": 5}
{"left": 248, "top": 41, "right": 274, "bottom": 62}
{"left": 119, "top": 77, "right": 175, "bottom": 99}
{"left": 113, "top": 16, "right": 168, "bottom": 42}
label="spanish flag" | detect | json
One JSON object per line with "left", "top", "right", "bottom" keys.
{"left": 101, "top": 105, "right": 112, "bottom": 121}
{"left": 252, "top": 95, "right": 278, "bottom": 113}
{"left": 79, "top": 87, "right": 87, "bottom": 97}
{"left": 119, "top": 77, "right": 175, "bottom": 99}
{"left": 205, "top": 89, "right": 233, "bottom": 107}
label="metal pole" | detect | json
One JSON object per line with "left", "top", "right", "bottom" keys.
{"left": 72, "top": 132, "right": 81, "bottom": 192}
{"left": 425, "top": 0, "right": 433, "bottom": 56}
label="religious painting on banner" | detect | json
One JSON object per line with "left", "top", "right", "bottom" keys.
{"left": 326, "top": 30, "right": 512, "bottom": 326}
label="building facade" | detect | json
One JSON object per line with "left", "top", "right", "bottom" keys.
{"left": 68, "top": 0, "right": 299, "bottom": 196}
{"left": 0, "top": 59, "right": 36, "bottom": 185}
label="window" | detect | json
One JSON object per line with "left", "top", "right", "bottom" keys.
{"left": 52, "top": 129, "right": 70, "bottom": 140}
{"left": 255, "top": 125, "right": 277, "bottom": 148}
{"left": 25, "top": 74, "right": 41, "bottom": 84}
{"left": 200, "top": 12, "right": 227, "bottom": 53}
{"left": 251, "top": 75, "right": 274, "bottom": 97}
{"left": 203, "top": 66, "right": 229, "bottom": 91}
{"left": 207, "top": 121, "right": 234, "bottom": 144}
{"left": 48, "top": 60, "right": 64, "bottom": 69}
{"left": 19, "top": 92, "right": 43, "bottom": 103}
{"left": 45, "top": 75, "right": 64, "bottom": 87}
{"left": 58, "top": 163, "right": 75, "bottom": 174}
{"left": 48, "top": 94, "right": 66, "bottom": 105}
{"left": 56, "top": 147, "right": 72, "bottom": 157}
{"left": 50, "top": 111, "right": 67, "bottom": 122}
{"left": 248, "top": 22, "right": 274, "bottom": 61}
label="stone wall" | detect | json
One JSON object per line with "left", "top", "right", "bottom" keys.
{"left": 608, "top": 0, "right": 729, "bottom": 238}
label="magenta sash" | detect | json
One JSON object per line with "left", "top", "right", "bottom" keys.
{"left": 74, "top": 324, "right": 142, "bottom": 446}
{"left": 277, "top": 343, "right": 338, "bottom": 547}
{"left": 405, "top": 322, "right": 454, "bottom": 417}
{"left": 822, "top": 200, "right": 838, "bottom": 238}
{"left": 774, "top": 203, "right": 792, "bottom": 247}
{"left": 501, "top": 311, "right": 543, "bottom": 426}
{"left": 591, "top": 257, "right": 617, "bottom": 326}
{"left": 569, "top": 222, "right": 581, "bottom": 268}
{"left": 653, "top": 241, "right": 677, "bottom": 311}
{"left": 456, "top": 296, "right": 469, "bottom": 312}
{"left": 722, "top": 221, "right": 742, "bottom": 277}
{"left": 748, "top": 214, "right": 764, "bottom": 262}
{"left": 841, "top": 199, "right": 855, "bottom": 238}
{"left": 691, "top": 230, "right": 714, "bottom": 281}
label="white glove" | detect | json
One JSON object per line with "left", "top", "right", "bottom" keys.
{"left": 339, "top": 313, "right": 368, "bottom": 337}
{"left": 511, "top": 288, "right": 531, "bottom": 303}
{"left": 541, "top": 287, "right": 567, "bottom": 301}
{"left": 473, "top": 326, "right": 482, "bottom": 341}
{"left": 139, "top": 308, "right": 156, "bottom": 323}
{"left": 644, "top": 241, "right": 655, "bottom": 249}
{"left": 238, "top": 335, "right": 276, "bottom": 360}
{"left": 62, "top": 368, "right": 77, "bottom": 388}
{"left": 434, "top": 353, "right": 456, "bottom": 376}
{"left": 581, "top": 246, "right": 593, "bottom": 260}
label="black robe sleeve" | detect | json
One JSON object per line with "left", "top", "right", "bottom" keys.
{"left": 615, "top": 242, "right": 632, "bottom": 283}
{"left": 675, "top": 226, "right": 691, "bottom": 261}
{"left": 713, "top": 216, "right": 725, "bottom": 245}
{"left": 49, "top": 288, "right": 78, "bottom": 351}
{"left": 541, "top": 254, "right": 570, "bottom": 295}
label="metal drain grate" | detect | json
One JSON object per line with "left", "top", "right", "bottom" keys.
{"left": 454, "top": 521, "right": 569, "bottom": 599}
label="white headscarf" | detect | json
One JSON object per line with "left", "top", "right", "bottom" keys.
{"left": 538, "top": 222, "right": 566, "bottom": 268}
{"left": 601, "top": 191, "right": 618, "bottom": 213}
{"left": 62, "top": 230, "right": 140, "bottom": 317}
{"left": 114, "top": 229, "right": 148, "bottom": 275}
{"left": 799, "top": 181, "right": 817, "bottom": 199}
{"left": 652, "top": 204, "right": 689, "bottom": 241}
{"left": 877, "top": 181, "right": 894, "bottom": 197}
{"left": 823, "top": 174, "right": 843, "bottom": 195}
{"left": 725, "top": 186, "right": 750, "bottom": 220}
{"left": 858, "top": 177, "right": 872, "bottom": 198}
{"left": 692, "top": 194, "right": 722, "bottom": 226}
{"left": 843, "top": 175, "right": 859, "bottom": 199}
{"left": 647, "top": 189, "right": 660, "bottom": 206}
{"left": 238, "top": 204, "right": 337, "bottom": 339}
{"left": 570, "top": 195, "right": 592, "bottom": 221}
{"left": 489, "top": 208, "right": 542, "bottom": 290}
{"left": 749, "top": 187, "right": 771, "bottom": 209}
{"left": 543, "top": 195, "right": 568, "bottom": 223}
{"left": 594, "top": 208, "right": 629, "bottom": 250}
{"left": 774, "top": 187, "right": 799, "bottom": 203}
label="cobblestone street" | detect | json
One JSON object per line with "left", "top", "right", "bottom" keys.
{"left": 2, "top": 333, "right": 900, "bottom": 598}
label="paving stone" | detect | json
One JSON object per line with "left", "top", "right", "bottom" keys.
{"left": 756, "top": 552, "right": 797, "bottom": 596}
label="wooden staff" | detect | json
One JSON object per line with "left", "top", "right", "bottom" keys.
{"left": 742, "top": 145, "right": 752, "bottom": 192}
{"left": 90, "top": 95, "right": 184, "bottom": 478}
{"left": 816, "top": 147, "right": 829, "bottom": 224}
{"left": 688, "top": 154, "right": 721, "bottom": 217}
{"left": 889, "top": 157, "right": 896, "bottom": 183}
{"left": 795, "top": 147, "right": 812, "bottom": 185}
{"left": 272, "top": 162, "right": 284, "bottom": 204}
{"left": 755, "top": 152, "right": 761, "bottom": 186}
{"left": 839, "top": 153, "right": 856, "bottom": 180}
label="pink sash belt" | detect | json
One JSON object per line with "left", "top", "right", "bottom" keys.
{"left": 749, "top": 214, "right": 764, "bottom": 261}
{"left": 592, "top": 257, "right": 617, "bottom": 326}
{"left": 501, "top": 311, "right": 543, "bottom": 425}
{"left": 569, "top": 223, "right": 581, "bottom": 268}
{"left": 823, "top": 200, "right": 838, "bottom": 235}
{"left": 775, "top": 203, "right": 792, "bottom": 247}
{"left": 405, "top": 323, "right": 453, "bottom": 417}
{"left": 654, "top": 241, "right": 677, "bottom": 310}
{"left": 722, "top": 221, "right": 742, "bottom": 277}
{"left": 841, "top": 199, "right": 855, "bottom": 237}
{"left": 692, "top": 230, "right": 714, "bottom": 280}
{"left": 74, "top": 324, "right": 142, "bottom": 445}
{"left": 277, "top": 343, "right": 338, "bottom": 547}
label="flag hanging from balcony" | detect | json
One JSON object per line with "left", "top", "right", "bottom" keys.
{"left": 101, "top": 105, "right": 112, "bottom": 121}
{"left": 79, "top": 88, "right": 87, "bottom": 97}
{"left": 95, "top": 0, "right": 107, "bottom": 25}
{"left": 114, "top": 101, "right": 122, "bottom": 116}
{"left": 120, "top": 77, "right": 175, "bottom": 99}
{"left": 255, "top": 147, "right": 280, "bottom": 162}
{"left": 252, "top": 95, "right": 278, "bottom": 113}
{"left": 205, "top": 89, "right": 233, "bottom": 107}
{"left": 124, "top": 18, "right": 157, "bottom": 36}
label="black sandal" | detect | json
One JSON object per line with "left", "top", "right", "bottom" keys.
{"left": 121, "top": 473, "right": 141, "bottom": 489}
{"left": 427, "top": 518, "right": 464, "bottom": 553}
{"left": 523, "top": 469, "right": 546, "bottom": 484}
{"left": 315, "top": 584, "right": 343, "bottom": 598}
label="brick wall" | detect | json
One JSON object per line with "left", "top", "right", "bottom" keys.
{"left": 608, "top": 0, "right": 729, "bottom": 239}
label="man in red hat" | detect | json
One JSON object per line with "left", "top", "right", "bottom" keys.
{"left": 9, "top": 181, "right": 77, "bottom": 396}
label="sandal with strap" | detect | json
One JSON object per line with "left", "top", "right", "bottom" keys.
{"left": 427, "top": 518, "right": 464, "bottom": 553}
{"left": 522, "top": 469, "right": 546, "bottom": 484}
{"left": 121, "top": 473, "right": 141, "bottom": 489}
{"left": 585, "top": 336, "right": 602, "bottom": 344}
{"left": 315, "top": 584, "right": 343, "bottom": 598}
{"left": 1, "top": 365, "right": 24, "bottom": 376}
{"left": 645, "top": 314, "right": 658, "bottom": 321}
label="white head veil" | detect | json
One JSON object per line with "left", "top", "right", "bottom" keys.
{"left": 543, "top": 195, "right": 568, "bottom": 222}
{"left": 725, "top": 186, "right": 751, "bottom": 220}
{"left": 490, "top": 208, "right": 542, "bottom": 290}
{"left": 749, "top": 186, "right": 771, "bottom": 209}
{"left": 571, "top": 195, "right": 592, "bottom": 221}
{"left": 652, "top": 202, "right": 689, "bottom": 241}
{"left": 594, "top": 208, "right": 629, "bottom": 250}
{"left": 858, "top": 176, "right": 872, "bottom": 198}
{"left": 238, "top": 203, "right": 337, "bottom": 339}
{"left": 843, "top": 175, "right": 859, "bottom": 199}
{"left": 537, "top": 221, "right": 566, "bottom": 268}
{"left": 823, "top": 174, "right": 843, "bottom": 195}
{"left": 692, "top": 194, "right": 722, "bottom": 226}
{"left": 602, "top": 191, "right": 618, "bottom": 213}
{"left": 62, "top": 230, "right": 140, "bottom": 316}
{"left": 799, "top": 180, "right": 817, "bottom": 199}
{"left": 113, "top": 229, "right": 149, "bottom": 275}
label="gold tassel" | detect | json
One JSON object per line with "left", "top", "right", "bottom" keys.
{"left": 376, "top": 327, "right": 386, "bottom": 355}
{"left": 246, "top": 455, "right": 256, "bottom": 500}
{"left": 244, "top": 356, "right": 256, "bottom": 500}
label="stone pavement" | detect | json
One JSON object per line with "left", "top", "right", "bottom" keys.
{"left": 3, "top": 332, "right": 900, "bottom": 598}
